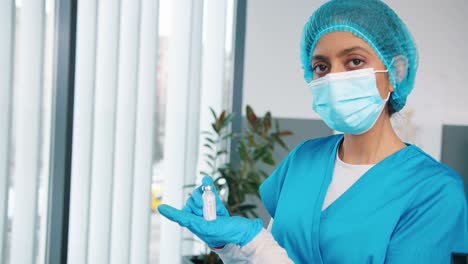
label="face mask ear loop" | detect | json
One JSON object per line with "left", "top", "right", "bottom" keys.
{"left": 374, "top": 68, "right": 391, "bottom": 101}
{"left": 375, "top": 57, "right": 395, "bottom": 74}
{"left": 374, "top": 69, "right": 389, "bottom": 73}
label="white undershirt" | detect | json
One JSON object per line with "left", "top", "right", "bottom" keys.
{"left": 322, "top": 152, "right": 375, "bottom": 210}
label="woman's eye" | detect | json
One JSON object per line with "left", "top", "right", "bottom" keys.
{"left": 313, "top": 64, "right": 328, "bottom": 74}
{"left": 348, "top": 59, "right": 364, "bottom": 68}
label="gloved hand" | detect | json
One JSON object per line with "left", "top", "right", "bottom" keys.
{"left": 182, "top": 176, "right": 230, "bottom": 217}
{"left": 158, "top": 176, "right": 263, "bottom": 248}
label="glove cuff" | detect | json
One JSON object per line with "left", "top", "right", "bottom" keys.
{"left": 239, "top": 218, "right": 264, "bottom": 247}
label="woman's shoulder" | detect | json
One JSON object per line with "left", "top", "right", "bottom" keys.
{"left": 402, "top": 145, "right": 466, "bottom": 209}
{"left": 408, "top": 145, "right": 464, "bottom": 185}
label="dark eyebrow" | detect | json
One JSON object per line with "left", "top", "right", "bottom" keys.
{"left": 311, "top": 54, "right": 329, "bottom": 62}
{"left": 312, "top": 46, "right": 370, "bottom": 62}
{"left": 337, "top": 46, "right": 371, "bottom": 57}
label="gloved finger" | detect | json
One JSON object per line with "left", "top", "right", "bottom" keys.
{"left": 158, "top": 204, "right": 203, "bottom": 229}
{"left": 182, "top": 196, "right": 203, "bottom": 216}
{"left": 182, "top": 183, "right": 204, "bottom": 213}
{"left": 202, "top": 175, "right": 215, "bottom": 186}
{"left": 216, "top": 201, "right": 229, "bottom": 217}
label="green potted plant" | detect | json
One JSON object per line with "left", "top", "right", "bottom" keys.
{"left": 184, "top": 105, "right": 292, "bottom": 264}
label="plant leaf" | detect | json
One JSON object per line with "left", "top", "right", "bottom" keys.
{"left": 205, "top": 137, "right": 216, "bottom": 144}
{"left": 247, "top": 135, "right": 257, "bottom": 147}
{"left": 209, "top": 107, "right": 217, "bottom": 121}
{"left": 238, "top": 142, "right": 249, "bottom": 161}
{"left": 246, "top": 105, "right": 257, "bottom": 127}
{"left": 218, "top": 111, "right": 226, "bottom": 126}
{"left": 205, "top": 154, "right": 216, "bottom": 161}
{"left": 216, "top": 150, "right": 228, "bottom": 156}
{"left": 237, "top": 204, "right": 257, "bottom": 211}
{"left": 211, "top": 123, "right": 219, "bottom": 134}
{"left": 248, "top": 209, "right": 259, "bottom": 218}
{"left": 246, "top": 170, "right": 260, "bottom": 183}
{"left": 278, "top": 130, "right": 293, "bottom": 137}
{"left": 261, "top": 152, "right": 275, "bottom": 166}
{"left": 200, "top": 171, "right": 211, "bottom": 176}
{"left": 222, "top": 113, "right": 234, "bottom": 129}
{"left": 203, "top": 143, "right": 214, "bottom": 150}
{"left": 205, "top": 160, "right": 214, "bottom": 169}
{"left": 273, "top": 135, "right": 288, "bottom": 150}
{"left": 263, "top": 112, "right": 272, "bottom": 134}
{"left": 253, "top": 147, "right": 267, "bottom": 161}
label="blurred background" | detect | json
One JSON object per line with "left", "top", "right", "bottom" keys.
{"left": 1, "top": 0, "right": 467, "bottom": 263}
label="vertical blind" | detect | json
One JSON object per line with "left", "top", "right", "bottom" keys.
{"left": 0, "top": 0, "right": 15, "bottom": 262}
{"left": 67, "top": 0, "right": 158, "bottom": 263}
{"left": 1, "top": 1, "right": 56, "bottom": 263}
{"left": 9, "top": 1, "right": 46, "bottom": 264}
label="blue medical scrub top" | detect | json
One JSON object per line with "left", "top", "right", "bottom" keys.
{"left": 259, "top": 134, "right": 468, "bottom": 264}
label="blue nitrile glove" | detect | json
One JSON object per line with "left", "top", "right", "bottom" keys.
{"left": 158, "top": 176, "right": 263, "bottom": 248}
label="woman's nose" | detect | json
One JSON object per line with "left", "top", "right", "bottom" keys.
{"left": 328, "top": 64, "right": 347, "bottom": 74}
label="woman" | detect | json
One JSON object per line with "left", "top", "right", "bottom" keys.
{"left": 159, "top": 0, "right": 468, "bottom": 263}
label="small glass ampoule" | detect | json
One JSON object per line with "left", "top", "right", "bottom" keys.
{"left": 202, "top": 185, "right": 217, "bottom": 221}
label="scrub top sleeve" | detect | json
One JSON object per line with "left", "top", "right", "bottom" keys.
{"left": 259, "top": 142, "right": 306, "bottom": 218}
{"left": 385, "top": 178, "right": 468, "bottom": 263}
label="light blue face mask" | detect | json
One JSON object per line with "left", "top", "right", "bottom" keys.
{"left": 309, "top": 68, "right": 390, "bottom": 135}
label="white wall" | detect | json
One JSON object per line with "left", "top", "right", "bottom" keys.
{"left": 242, "top": 0, "right": 468, "bottom": 160}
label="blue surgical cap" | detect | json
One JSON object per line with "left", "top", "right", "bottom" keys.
{"left": 300, "top": 0, "right": 419, "bottom": 112}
